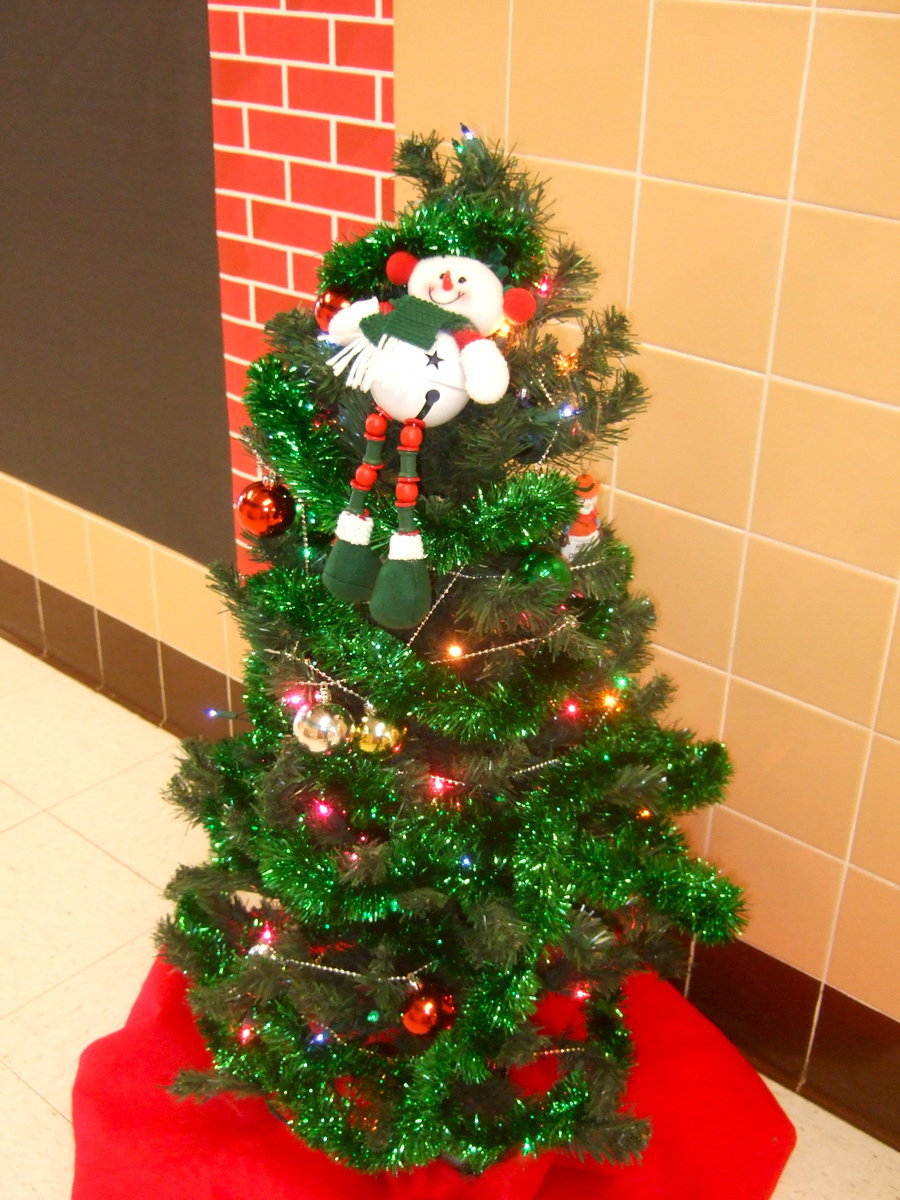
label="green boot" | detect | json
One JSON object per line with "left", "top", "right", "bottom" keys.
{"left": 322, "top": 512, "right": 381, "bottom": 604}
{"left": 368, "top": 533, "right": 431, "bottom": 630}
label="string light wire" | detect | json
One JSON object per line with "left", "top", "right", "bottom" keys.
{"left": 440, "top": 614, "right": 576, "bottom": 663}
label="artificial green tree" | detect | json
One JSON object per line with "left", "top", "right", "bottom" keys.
{"left": 158, "top": 131, "right": 742, "bottom": 1175}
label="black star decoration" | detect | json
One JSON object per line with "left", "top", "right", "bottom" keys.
{"left": 425, "top": 350, "right": 443, "bottom": 368}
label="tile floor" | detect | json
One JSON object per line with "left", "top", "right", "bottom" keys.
{"left": 0, "top": 635, "right": 897, "bottom": 1199}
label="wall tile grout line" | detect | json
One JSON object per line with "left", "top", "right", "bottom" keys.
{"left": 517, "top": 152, "right": 900, "bottom": 225}
{"left": 801, "top": 581, "right": 900, "bottom": 1079}
{"left": 739, "top": 0, "right": 837, "bottom": 1087}
{"left": 503, "top": 0, "right": 514, "bottom": 149}
{"left": 654, "top": 640, "right": 900, "bottom": 745}
{"left": 614, "top": 487, "right": 899, "bottom": 584}
{"left": 7, "top": 470, "right": 898, "bottom": 734}
{"left": 611, "top": 0, "right": 657, "bottom": 529}
{"left": 716, "top": 0, "right": 817, "bottom": 725}
{"left": 712, "top": 804, "right": 900, "bottom": 900}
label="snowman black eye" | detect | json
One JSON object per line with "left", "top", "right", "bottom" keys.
{"left": 457, "top": 276, "right": 467, "bottom": 284}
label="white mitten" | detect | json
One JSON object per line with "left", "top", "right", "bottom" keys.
{"left": 328, "top": 297, "right": 381, "bottom": 346}
{"left": 459, "top": 338, "right": 510, "bottom": 405}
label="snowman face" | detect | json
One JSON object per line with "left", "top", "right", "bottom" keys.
{"left": 407, "top": 255, "right": 505, "bottom": 336}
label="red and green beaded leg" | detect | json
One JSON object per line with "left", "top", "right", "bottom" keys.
{"left": 321, "top": 410, "right": 386, "bottom": 604}
{"left": 369, "top": 419, "right": 431, "bottom": 630}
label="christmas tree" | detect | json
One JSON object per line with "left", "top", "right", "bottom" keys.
{"left": 158, "top": 130, "right": 743, "bottom": 1176}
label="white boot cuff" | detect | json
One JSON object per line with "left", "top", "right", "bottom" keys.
{"left": 387, "top": 532, "right": 425, "bottom": 561}
{"left": 336, "top": 510, "right": 374, "bottom": 546}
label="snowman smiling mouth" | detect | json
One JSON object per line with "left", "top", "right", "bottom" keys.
{"left": 428, "top": 286, "right": 463, "bottom": 306}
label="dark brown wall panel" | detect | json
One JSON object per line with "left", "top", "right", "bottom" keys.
{"left": 0, "top": 1, "right": 232, "bottom": 565}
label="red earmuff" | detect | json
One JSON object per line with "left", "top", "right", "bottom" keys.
{"left": 385, "top": 250, "right": 419, "bottom": 285}
{"left": 502, "top": 287, "right": 537, "bottom": 324}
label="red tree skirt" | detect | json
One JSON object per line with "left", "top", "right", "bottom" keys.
{"left": 72, "top": 959, "right": 795, "bottom": 1200}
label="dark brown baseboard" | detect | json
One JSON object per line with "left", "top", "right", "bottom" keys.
{"left": 688, "top": 940, "right": 900, "bottom": 1152}
{"left": 2, "top": 555, "right": 898, "bottom": 1153}
{"left": 802, "top": 985, "right": 900, "bottom": 1151}
{"left": 0, "top": 557, "right": 234, "bottom": 741}
{"left": 688, "top": 940, "right": 821, "bottom": 1089}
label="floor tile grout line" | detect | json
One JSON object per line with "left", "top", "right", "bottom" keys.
{"left": 41, "top": 802, "right": 182, "bottom": 896}
{"left": 5, "top": 632, "right": 900, "bottom": 1181}
{"left": 0, "top": 1058, "right": 74, "bottom": 1125}
{"left": 0, "top": 928, "right": 158, "bottom": 1027}
{"left": 1, "top": 733, "right": 178, "bottom": 816}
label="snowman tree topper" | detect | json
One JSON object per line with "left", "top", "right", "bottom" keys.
{"left": 322, "top": 250, "right": 535, "bottom": 630}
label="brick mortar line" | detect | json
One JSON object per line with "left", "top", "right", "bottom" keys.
{"left": 215, "top": 155, "right": 393, "bottom": 176}
{"left": 209, "top": 7, "right": 393, "bottom": 26}
{"left": 211, "top": 53, "right": 392, "bottom": 75}
{"left": 213, "top": 104, "right": 394, "bottom": 129}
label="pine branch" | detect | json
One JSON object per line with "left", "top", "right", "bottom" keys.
{"left": 392, "top": 131, "right": 447, "bottom": 196}
{"left": 463, "top": 900, "right": 533, "bottom": 968}
{"left": 171, "top": 1069, "right": 265, "bottom": 1103}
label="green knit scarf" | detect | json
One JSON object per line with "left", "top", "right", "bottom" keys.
{"left": 359, "top": 294, "right": 475, "bottom": 351}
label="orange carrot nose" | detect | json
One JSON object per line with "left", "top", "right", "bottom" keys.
{"left": 441, "top": 270, "right": 454, "bottom": 290}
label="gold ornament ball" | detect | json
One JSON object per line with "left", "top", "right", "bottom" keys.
{"left": 354, "top": 713, "right": 404, "bottom": 754}
{"left": 293, "top": 704, "right": 351, "bottom": 753}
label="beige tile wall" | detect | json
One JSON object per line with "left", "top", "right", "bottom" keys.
{"left": 396, "top": 0, "right": 900, "bottom": 1020}
{"left": 0, "top": 472, "right": 247, "bottom": 680}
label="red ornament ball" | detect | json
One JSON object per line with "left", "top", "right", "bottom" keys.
{"left": 236, "top": 480, "right": 295, "bottom": 537}
{"left": 401, "top": 984, "right": 456, "bottom": 1036}
{"left": 314, "top": 288, "right": 352, "bottom": 333}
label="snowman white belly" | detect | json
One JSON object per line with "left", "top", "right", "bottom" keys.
{"left": 368, "top": 332, "right": 468, "bottom": 428}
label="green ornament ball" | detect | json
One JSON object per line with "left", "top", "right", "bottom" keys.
{"left": 517, "top": 547, "right": 574, "bottom": 594}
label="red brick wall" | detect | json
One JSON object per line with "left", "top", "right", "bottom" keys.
{"left": 207, "top": 2, "right": 395, "bottom": 569}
